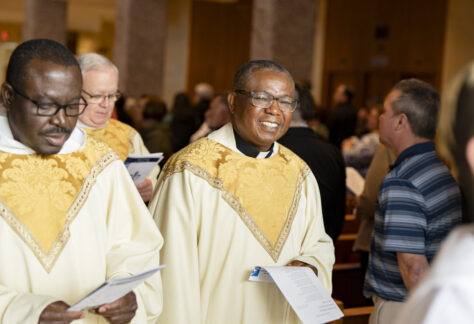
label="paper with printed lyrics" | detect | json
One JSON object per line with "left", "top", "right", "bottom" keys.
{"left": 249, "top": 266, "right": 344, "bottom": 324}
{"left": 68, "top": 265, "right": 165, "bottom": 311}
{"left": 124, "top": 153, "right": 163, "bottom": 184}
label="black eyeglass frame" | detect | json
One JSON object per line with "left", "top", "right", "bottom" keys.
{"left": 10, "top": 84, "right": 88, "bottom": 117}
{"left": 234, "top": 89, "right": 299, "bottom": 113}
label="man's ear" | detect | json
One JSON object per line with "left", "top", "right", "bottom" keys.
{"left": 395, "top": 113, "right": 408, "bottom": 130}
{"left": 1, "top": 83, "right": 14, "bottom": 110}
{"left": 227, "top": 92, "right": 236, "bottom": 115}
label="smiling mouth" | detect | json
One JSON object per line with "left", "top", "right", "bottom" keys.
{"left": 260, "top": 121, "right": 279, "bottom": 129}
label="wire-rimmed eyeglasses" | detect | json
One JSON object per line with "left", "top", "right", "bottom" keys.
{"left": 234, "top": 89, "right": 298, "bottom": 113}
{"left": 82, "top": 89, "right": 121, "bottom": 105}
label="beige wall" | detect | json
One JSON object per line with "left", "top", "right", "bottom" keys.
{"left": 442, "top": 0, "right": 474, "bottom": 91}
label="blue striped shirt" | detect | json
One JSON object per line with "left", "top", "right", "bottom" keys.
{"left": 364, "top": 142, "right": 462, "bottom": 302}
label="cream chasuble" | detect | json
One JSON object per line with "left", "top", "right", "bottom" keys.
{"left": 79, "top": 119, "right": 160, "bottom": 185}
{"left": 149, "top": 123, "right": 334, "bottom": 324}
{"left": 0, "top": 119, "right": 163, "bottom": 323}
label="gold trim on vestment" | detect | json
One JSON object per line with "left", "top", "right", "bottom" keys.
{"left": 0, "top": 139, "right": 118, "bottom": 272}
{"left": 84, "top": 119, "right": 133, "bottom": 161}
{"left": 161, "top": 138, "right": 310, "bottom": 262}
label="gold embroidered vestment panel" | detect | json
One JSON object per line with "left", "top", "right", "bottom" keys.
{"left": 0, "top": 138, "right": 117, "bottom": 272}
{"left": 83, "top": 119, "right": 135, "bottom": 161}
{"left": 161, "top": 138, "right": 310, "bottom": 261}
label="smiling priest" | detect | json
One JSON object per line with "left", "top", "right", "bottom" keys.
{"left": 149, "top": 60, "right": 334, "bottom": 324}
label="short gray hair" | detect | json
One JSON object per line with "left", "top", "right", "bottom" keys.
{"left": 391, "top": 78, "right": 440, "bottom": 139}
{"left": 232, "top": 60, "right": 294, "bottom": 91}
{"left": 77, "top": 52, "right": 119, "bottom": 78}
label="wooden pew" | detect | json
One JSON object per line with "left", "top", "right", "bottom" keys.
{"left": 332, "top": 263, "right": 369, "bottom": 308}
{"left": 341, "top": 214, "right": 359, "bottom": 234}
{"left": 333, "top": 205, "right": 370, "bottom": 311}
{"left": 335, "top": 233, "right": 360, "bottom": 264}
{"left": 346, "top": 195, "right": 357, "bottom": 215}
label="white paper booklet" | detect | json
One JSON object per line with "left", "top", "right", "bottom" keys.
{"left": 68, "top": 265, "right": 165, "bottom": 311}
{"left": 249, "top": 266, "right": 343, "bottom": 324}
{"left": 346, "top": 166, "right": 365, "bottom": 196}
{"left": 124, "top": 153, "right": 163, "bottom": 184}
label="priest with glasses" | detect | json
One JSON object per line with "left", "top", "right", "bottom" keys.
{"left": 149, "top": 60, "right": 334, "bottom": 324}
{"left": 76, "top": 53, "right": 158, "bottom": 203}
{"left": 0, "top": 39, "right": 162, "bottom": 323}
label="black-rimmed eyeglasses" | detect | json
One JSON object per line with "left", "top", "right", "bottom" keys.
{"left": 10, "top": 85, "right": 88, "bottom": 117}
{"left": 234, "top": 89, "right": 298, "bottom": 113}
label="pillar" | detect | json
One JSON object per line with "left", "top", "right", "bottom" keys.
{"left": 250, "top": 0, "right": 319, "bottom": 82}
{"left": 114, "top": 0, "right": 168, "bottom": 98}
{"left": 22, "top": 0, "right": 67, "bottom": 43}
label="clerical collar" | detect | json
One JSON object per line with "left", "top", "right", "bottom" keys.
{"left": 234, "top": 130, "right": 274, "bottom": 158}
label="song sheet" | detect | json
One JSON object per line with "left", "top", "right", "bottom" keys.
{"left": 249, "top": 266, "right": 343, "bottom": 324}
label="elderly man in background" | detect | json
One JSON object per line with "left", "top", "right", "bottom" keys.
{"left": 364, "top": 79, "right": 462, "bottom": 324}
{"left": 0, "top": 39, "right": 162, "bottom": 323}
{"left": 77, "top": 53, "right": 159, "bottom": 202}
{"left": 189, "top": 92, "right": 231, "bottom": 143}
{"left": 149, "top": 60, "right": 334, "bottom": 324}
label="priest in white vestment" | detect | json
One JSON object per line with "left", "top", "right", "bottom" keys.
{"left": 149, "top": 60, "right": 334, "bottom": 324}
{"left": 76, "top": 53, "right": 159, "bottom": 203}
{"left": 0, "top": 39, "right": 162, "bottom": 323}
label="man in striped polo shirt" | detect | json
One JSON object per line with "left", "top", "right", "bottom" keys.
{"left": 363, "top": 79, "right": 462, "bottom": 324}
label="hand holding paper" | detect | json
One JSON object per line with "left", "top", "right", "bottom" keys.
{"left": 88, "top": 291, "right": 137, "bottom": 323}
{"left": 287, "top": 260, "right": 318, "bottom": 276}
{"left": 68, "top": 266, "right": 164, "bottom": 312}
{"left": 249, "top": 266, "right": 343, "bottom": 324}
{"left": 124, "top": 153, "right": 164, "bottom": 184}
{"left": 136, "top": 179, "right": 153, "bottom": 202}
{"left": 40, "top": 301, "right": 85, "bottom": 323}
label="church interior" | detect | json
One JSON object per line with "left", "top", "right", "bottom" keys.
{"left": 0, "top": 0, "right": 473, "bottom": 323}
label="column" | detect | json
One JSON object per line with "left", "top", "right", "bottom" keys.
{"left": 114, "top": 0, "right": 168, "bottom": 98}
{"left": 162, "top": 0, "right": 192, "bottom": 107}
{"left": 250, "top": 0, "right": 319, "bottom": 82}
{"left": 22, "top": 0, "right": 67, "bottom": 43}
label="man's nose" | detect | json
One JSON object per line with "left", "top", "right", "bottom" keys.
{"left": 51, "top": 108, "right": 68, "bottom": 127}
{"left": 99, "top": 96, "right": 111, "bottom": 107}
{"left": 266, "top": 99, "right": 281, "bottom": 115}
